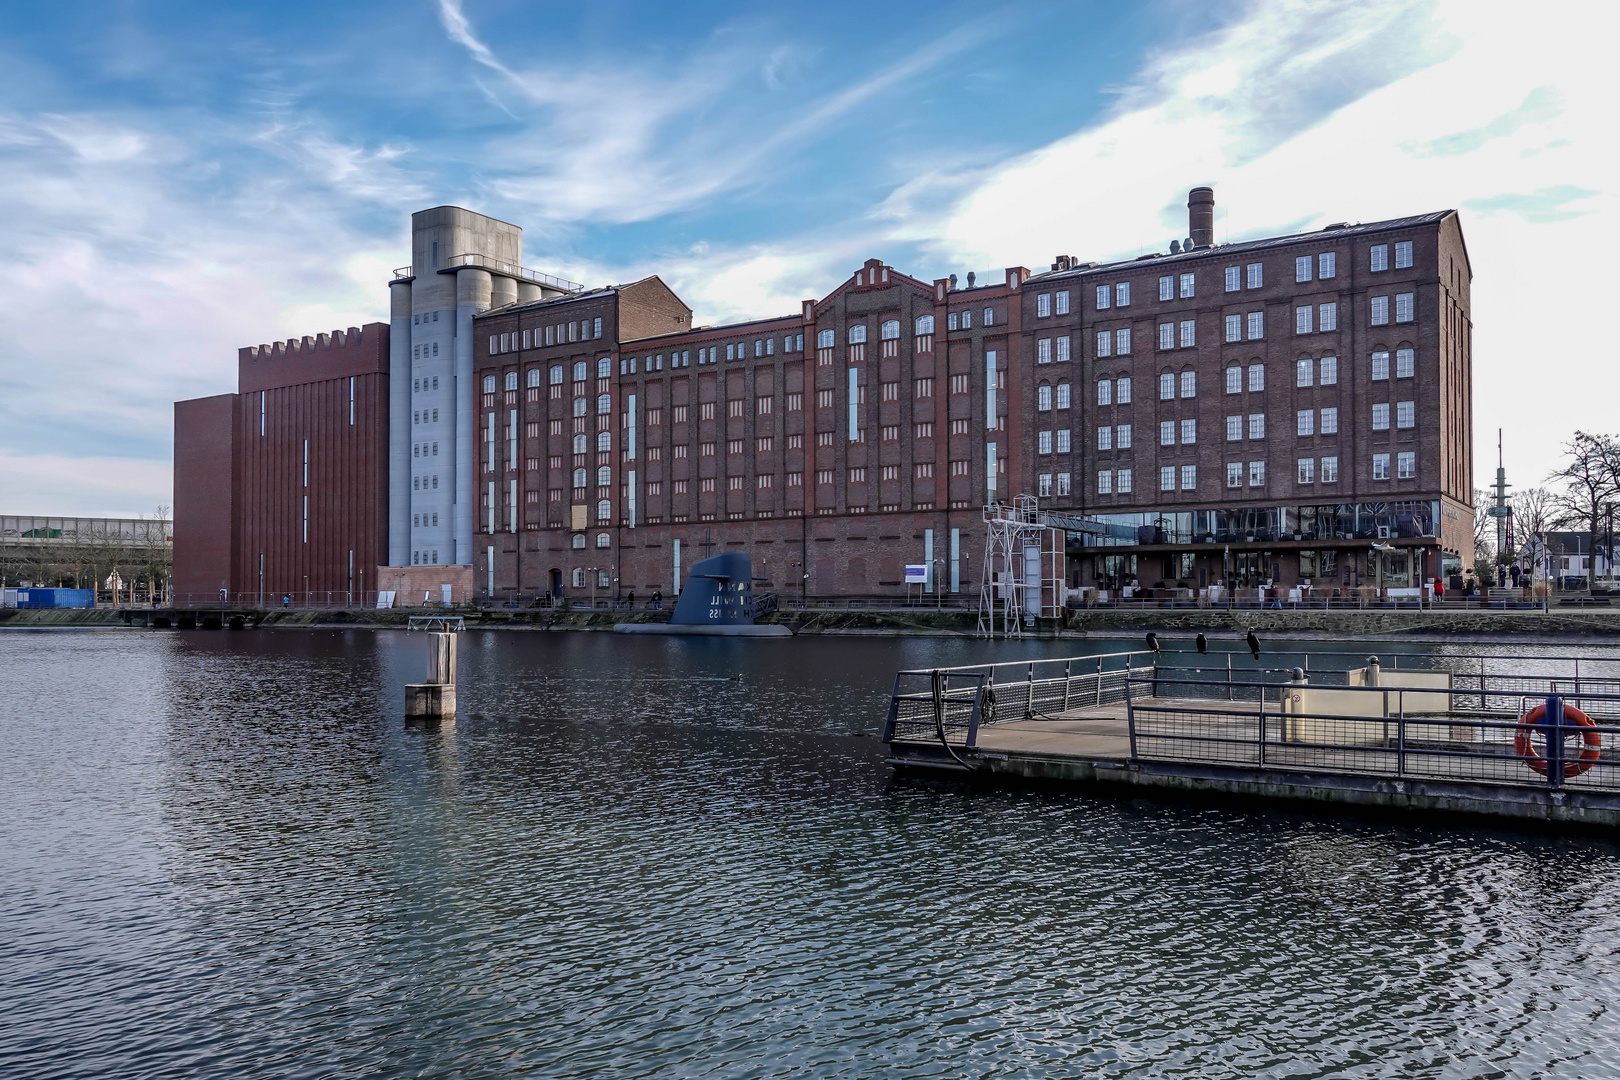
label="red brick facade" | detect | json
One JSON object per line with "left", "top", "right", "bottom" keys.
{"left": 470, "top": 199, "right": 1473, "bottom": 603}
{"left": 173, "top": 325, "right": 390, "bottom": 604}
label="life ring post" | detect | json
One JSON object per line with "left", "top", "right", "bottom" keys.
{"left": 1547, "top": 695, "right": 1565, "bottom": 787}
{"left": 1515, "top": 697, "right": 1602, "bottom": 781}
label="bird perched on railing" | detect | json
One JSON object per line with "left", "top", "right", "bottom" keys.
{"left": 1246, "top": 628, "right": 1261, "bottom": 661}
{"left": 1196, "top": 632, "right": 1208, "bottom": 655}
{"left": 1145, "top": 631, "right": 1160, "bottom": 654}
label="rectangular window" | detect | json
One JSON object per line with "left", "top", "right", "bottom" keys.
{"left": 786, "top": 392, "right": 803, "bottom": 411}
{"left": 1179, "top": 320, "right": 1195, "bottom": 348}
{"left": 817, "top": 470, "right": 834, "bottom": 486}
{"left": 1295, "top": 255, "right": 1312, "bottom": 283}
{"left": 1160, "top": 420, "right": 1175, "bottom": 446}
{"left": 1396, "top": 348, "right": 1415, "bottom": 378}
{"left": 1249, "top": 413, "right": 1266, "bottom": 439}
{"left": 816, "top": 389, "right": 833, "bottom": 409}
{"left": 1296, "top": 357, "right": 1313, "bottom": 387}
{"left": 1395, "top": 293, "right": 1414, "bottom": 323}
{"left": 1371, "top": 351, "right": 1390, "bottom": 380}
{"left": 1058, "top": 336, "right": 1073, "bottom": 361}
{"left": 1056, "top": 429, "right": 1071, "bottom": 454}
{"left": 1398, "top": 451, "right": 1416, "bottom": 479}
{"left": 1056, "top": 383, "right": 1071, "bottom": 409}
{"left": 1115, "top": 282, "right": 1129, "bottom": 306}
{"left": 1373, "top": 452, "right": 1391, "bottom": 480}
{"left": 1180, "top": 418, "right": 1197, "bottom": 444}
{"left": 1320, "top": 356, "right": 1338, "bottom": 385}
{"left": 1056, "top": 290, "right": 1071, "bottom": 314}
{"left": 1371, "top": 296, "right": 1389, "bottom": 325}
{"left": 1295, "top": 305, "right": 1313, "bottom": 335}
{"left": 1040, "top": 293, "right": 1054, "bottom": 317}
{"left": 1248, "top": 364, "right": 1265, "bottom": 392}
{"left": 1247, "top": 312, "right": 1264, "bottom": 340}
{"left": 1225, "top": 314, "right": 1241, "bottom": 343}
{"left": 1097, "top": 427, "right": 1113, "bottom": 450}
{"left": 1038, "top": 385, "right": 1053, "bottom": 411}
{"left": 1118, "top": 469, "right": 1132, "bottom": 493}
{"left": 1043, "top": 337, "right": 1058, "bottom": 362}
{"left": 1160, "top": 466, "right": 1175, "bottom": 492}
{"left": 1039, "top": 431, "right": 1053, "bottom": 455}
{"left": 1395, "top": 241, "right": 1413, "bottom": 269}
{"left": 1319, "top": 252, "right": 1336, "bottom": 279}
{"left": 1117, "top": 424, "right": 1131, "bottom": 448}
{"left": 1397, "top": 400, "right": 1415, "bottom": 428}
{"left": 1159, "top": 275, "right": 1173, "bottom": 301}
{"left": 848, "top": 468, "right": 866, "bottom": 484}
{"left": 914, "top": 463, "right": 933, "bottom": 479}
{"left": 1057, "top": 472, "right": 1071, "bottom": 496}
{"left": 1094, "top": 332, "right": 1110, "bottom": 359}
{"left": 1321, "top": 407, "right": 1338, "bottom": 434}
{"left": 1225, "top": 366, "right": 1241, "bottom": 394}
{"left": 1180, "top": 370, "right": 1196, "bottom": 398}
{"left": 1298, "top": 458, "right": 1315, "bottom": 484}
{"left": 1372, "top": 403, "right": 1390, "bottom": 430}
{"left": 1159, "top": 372, "right": 1174, "bottom": 400}
{"left": 1249, "top": 460, "right": 1266, "bottom": 487}
{"left": 1098, "top": 470, "right": 1113, "bottom": 495}
{"left": 1180, "top": 464, "right": 1196, "bottom": 491}
{"left": 913, "top": 422, "right": 933, "bottom": 439}
{"left": 1089, "top": 287, "right": 1104, "bottom": 312}
{"left": 1227, "top": 462, "right": 1242, "bottom": 488}
{"left": 1158, "top": 323, "right": 1174, "bottom": 350}
{"left": 1097, "top": 380, "right": 1112, "bottom": 406}
{"left": 1246, "top": 263, "right": 1263, "bottom": 289}
{"left": 1371, "top": 244, "right": 1388, "bottom": 272}
{"left": 1319, "top": 302, "right": 1337, "bottom": 332}
{"left": 1297, "top": 410, "right": 1314, "bottom": 436}
{"left": 1179, "top": 272, "right": 1194, "bottom": 298}
{"left": 950, "top": 374, "right": 968, "bottom": 395}
{"left": 1321, "top": 456, "right": 1338, "bottom": 482}
{"left": 1224, "top": 266, "right": 1241, "bottom": 292}
{"left": 1117, "top": 377, "right": 1131, "bottom": 403}
{"left": 1226, "top": 415, "right": 1242, "bottom": 441}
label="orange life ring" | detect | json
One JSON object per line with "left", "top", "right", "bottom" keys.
{"left": 1515, "top": 702, "right": 1602, "bottom": 778}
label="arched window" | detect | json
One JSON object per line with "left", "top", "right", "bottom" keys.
{"left": 573, "top": 397, "right": 588, "bottom": 417}
{"left": 573, "top": 361, "right": 588, "bottom": 382}
{"left": 549, "top": 365, "right": 563, "bottom": 385}
{"left": 597, "top": 466, "right": 612, "bottom": 487}
{"left": 597, "top": 394, "right": 611, "bottom": 415}
{"left": 915, "top": 314, "right": 935, "bottom": 335}
{"left": 504, "top": 371, "right": 518, "bottom": 391}
{"left": 482, "top": 375, "right": 496, "bottom": 393}
{"left": 596, "top": 430, "right": 612, "bottom": 452}
{"left": 596, "top": 533, "right": 611, "bottom": 549}
{"left": 572, "top": 434, "right": 588, "bottom": 454}
{"left": 596, "top": 500, "right": 611, "bottom": 522}
{"left": 527, "top": 368, "right": 541, "bottom": 388}
{"left": 597, "top": 356, "right": 611, "bottom": 378}
{"left": 817, "top": 329, "right": 834, "bottom": 349}
{"left": 847, "top": 324, "right": 867, "bottom": 344}
{"left": 880, "top": 320, "right": 900, "bottom": 340}
{"left": 572, "top": 468, "right": 587, "bottom": 488}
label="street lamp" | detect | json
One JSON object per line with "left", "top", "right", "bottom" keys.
{"left": 932, "top": 557, "right": 945, "bottom": 609}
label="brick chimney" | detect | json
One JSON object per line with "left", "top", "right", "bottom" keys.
{"left": 1188, "top": 187, "right": 1214, "bottom": 249}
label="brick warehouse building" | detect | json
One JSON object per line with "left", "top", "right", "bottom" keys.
{"left": 466, "top": 190, "right": 1472, "bottom": 603}
{"left": 173, "top": 188, "right": 1473, "bottom": 606}
{"left": 172, "top": 325, "right": 390, "bottom": 604}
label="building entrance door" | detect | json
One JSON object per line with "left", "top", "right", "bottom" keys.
{"left": 1232, "top": 552, "right": 1265, "bottom": 588}
{"left": 549, "top": 568, "right": 562, "bottom": 597}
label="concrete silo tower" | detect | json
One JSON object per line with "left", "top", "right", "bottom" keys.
{"left": 387, "top": 207, "right": 574, "bottom": 571}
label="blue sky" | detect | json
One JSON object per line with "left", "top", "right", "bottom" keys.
{"left": 0, "top": 0, "right": 1607, "bottom": 514}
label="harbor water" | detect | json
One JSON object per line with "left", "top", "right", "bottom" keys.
{"left": 3, "top": 629, "right": 1619, "bottom": 1078}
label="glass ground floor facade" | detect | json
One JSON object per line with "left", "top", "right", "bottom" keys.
{"left": 1073, "top": 500, "right": 1460, "bottom": 592}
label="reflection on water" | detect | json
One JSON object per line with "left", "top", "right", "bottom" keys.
{"left": 2, "top": 628, "right": 1619, "bottom": 1078}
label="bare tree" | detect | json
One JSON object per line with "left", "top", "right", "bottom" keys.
{"left": 1472, "top": 488, "right": 1496, "bottom": 582}
{"left": 1510, "top": 486, "right": 1556, "bottom": 581}
{"left": 1548, "top": 432, "right": 1620, "bottom": 589}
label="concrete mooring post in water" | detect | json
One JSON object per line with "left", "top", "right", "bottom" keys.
{"left": 405, "top": 632, "right": 457, "bottom": 720}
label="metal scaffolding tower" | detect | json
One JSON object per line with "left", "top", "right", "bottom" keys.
{"left": 978, "top": 496, "right": 1041, "bottom": 639}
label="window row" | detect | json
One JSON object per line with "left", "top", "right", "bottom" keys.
{"left": 490, "top": 318, "right": 603, "bottom": 355}
{"left": 1036, "top": 430, "right": 1073, "bottom": 454}
{"left": 1036, "top": 291, "right": 1073, "bottom": 317}
{"left": 1035, "top": 472, "right": 1073, "bottom": 497}
{"left": 1095, "top": 468, "right": 1133, "bottom": 494}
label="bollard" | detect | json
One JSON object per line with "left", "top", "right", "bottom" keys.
{"left": 405, "top": 631, "right": 457, "bottom": 720}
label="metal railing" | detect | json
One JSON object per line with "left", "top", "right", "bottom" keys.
{"left": 883, "top": 649, "right": 1157, "bottom": 747}
{"left": 1123, "top": 674, "right": 1620, "bottom": 793}
{"left": 391, "top": 254, "right": 583, "bottom": 293}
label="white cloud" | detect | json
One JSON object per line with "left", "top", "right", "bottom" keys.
{"left": 0, "top": 453, "right": 172, "bottom": 517}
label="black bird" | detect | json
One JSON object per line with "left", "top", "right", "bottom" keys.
{"left": 1246, "top": 628, "right": 1261, "bottom": 661}
{"left": 1145, "top": 631, "right": 1161, "bottom": 654}
{"left": 1196, "top": 632, "right": 1208, "bottom": 655}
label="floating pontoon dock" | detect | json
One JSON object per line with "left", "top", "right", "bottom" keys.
{"left": 883, "top": 646, "right": 1620, "bottom": 827}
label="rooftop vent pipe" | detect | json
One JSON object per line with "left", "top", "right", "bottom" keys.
{"left": 1188, "top": 187, "right": 1214, "bottom": 249}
